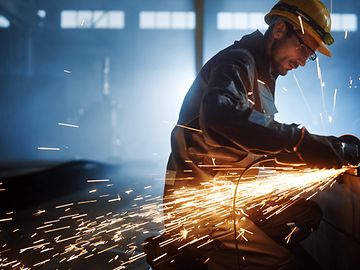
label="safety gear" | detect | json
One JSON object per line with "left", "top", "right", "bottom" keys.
{"left": 296, "top": 129, "right": 360, "bottom": 168}
{"left": 265, "top": 0, "right": 334, "bottom": 57}
{"left": 296, "top": 129, "right": 342, "bottom": 168}
{"left": 166, "top": 31, "right": 302, "bottom": 184}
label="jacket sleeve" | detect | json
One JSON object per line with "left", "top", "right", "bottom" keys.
{"left": 199, "top": 49, "right": 301, "bottom": 155}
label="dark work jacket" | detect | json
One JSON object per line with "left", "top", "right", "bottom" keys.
{"left": 166, "top": 30, "right": 301, "bottom": 188}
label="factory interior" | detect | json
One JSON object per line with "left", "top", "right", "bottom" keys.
{"left": 0, "top": 0, "right": 360, "bottom": 269}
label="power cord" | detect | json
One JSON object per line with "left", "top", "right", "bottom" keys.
{"left": 232, "top": 156, "right": 275, "bottom": 270}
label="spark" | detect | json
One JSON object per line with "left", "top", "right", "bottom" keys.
{"left": 1, "top": 260, "right": 18, "bottom": 267}
{"left": 1, "top": 166, "right": 347, "bottom": 269}
{"left": 176, "top": 124, "right": 202, "bottom": 133}
{"left": 248, "top": 98, "right": 255, "bottom": 105}
{"left": 56, "top": 203, "right": 74, "bottom": 209}
{"left": 282, "top": 87, "right": 288, "bottom": 92}
{"left": 306, "top": 191, "right": 318, "bottom": 200}
{"left": 332, "top": 88, "right": 337, "bottom": 117}
{"left": 0, "top": 218, "right": 12, "bottom": 222}
{"left": 236, "top": 228, "right": 253, "bottom": 241}
{"left": 20, "top": 243, "right": 50, "bottom": 253}
{"left": 44, "top": 226, "right": 70, "bottom": 233}
{"left": 33, "top": 259, "right": 50, "bottom": 267}
{"left": 55, "top": 235, "right": 83, "bottom": 244}
{"left": 58, "top": 122, "right": 79, "bottom": 128}
{"left": 59, "top": 213, "right": 81, "bottom": 219}
{"left": 87, "top": 179, "right": 110, "bottom": 183}
{"left": 293, "top": 74, "right": 313, "bottom": 118}
{"left": 63, "top": 69, "right": 71, "bottom": 74}
{"left": 33, "top": 239, "right": 46, "bottom": 244}
{"left": 180, "top": 228, "right": 188, "bottom": 239}
{"left": 108, "top": 194, "right": 121, "bottom": 203}
{"left": 152, "top": 252, "right": 167, "bottom": 262}
{"left": 285, "top": 226, "right": 299, "bottom": 244}
{"left": 257, "top": 79, "right": 266, "bottom": 85}
{"left": 97, "top": 244, "right": 119, "bottom": 254}
{"left": 77, "top": 200, "right": 97, "bottom": 205}
{"left": 298, "top": 15, "right": 305, "bottom": 34}
{"left": 37, "top": 147, "right": 61, "bottom": 151}
{"left": 84, "top": 253, "right": 94, "bottom": 259}
{"left": 344, "top": 30, "right": 348, "bottom": 39}
{"left": 44, "top": 219, "right": 60, "bottom": 224}
{"left": 315, "top": 58, "right": 328, "bottom": 124}
{"left": 33, "top": 209, "right": 46, "bottom": 216}
{"left": 73, "top": 213, "right": 87, "bottom": 219}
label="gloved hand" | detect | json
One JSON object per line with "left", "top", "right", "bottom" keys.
{"left": 295, "top": 129, "right": 359, "bottom": 169}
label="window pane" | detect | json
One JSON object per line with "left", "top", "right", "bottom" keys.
{"left": 77, "top": 10, "right": 92, "bottom": 28}
{"left": 140, "top": 11, "right": 156, "bottom": 29}
{"left": 61, "top": 11, "right": 77, "bottom": 28}
{"left": 156, "top": 12, "right": 171, "bottom": 29}
{"left": 93, "top": 11, "right": 108, "bottom": 29}
{"left": 109, "top": 11, "right": 124, "bottom": 29}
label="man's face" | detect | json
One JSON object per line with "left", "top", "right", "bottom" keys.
{"left": 270, "top": 27, "right": 319, "bottom": 76}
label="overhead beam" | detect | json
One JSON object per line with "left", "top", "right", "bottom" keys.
{"left": 194, "top": 0, "right": 204, "bottom": 74}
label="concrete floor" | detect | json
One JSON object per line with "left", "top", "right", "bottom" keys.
{"left": 0, "top": 160, "right": 164, "bottom": 270}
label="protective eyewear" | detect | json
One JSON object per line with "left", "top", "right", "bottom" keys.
{"left": 293, "top": 32, "right": 317, "bottom": 62}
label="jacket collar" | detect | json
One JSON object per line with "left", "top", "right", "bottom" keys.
{"left": 233, "top": 30, "right": 276, "bottom": 94}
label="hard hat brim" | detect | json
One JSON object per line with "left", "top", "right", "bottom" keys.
{"left": 265, "top": 10, "right": 332, "bottom": 57}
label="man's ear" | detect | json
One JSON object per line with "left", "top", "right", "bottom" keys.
{"left": 272, "top": 20, "right": 288, "bottom": 40}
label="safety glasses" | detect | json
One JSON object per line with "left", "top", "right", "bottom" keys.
{"left": 293, "top": 32, "right": 317, "bottom": 62}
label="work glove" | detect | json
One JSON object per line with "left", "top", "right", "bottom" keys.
{"left": 295, "top": 129, "right": 360, "bottom": 169}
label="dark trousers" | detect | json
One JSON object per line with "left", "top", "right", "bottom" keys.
{"left": 155, "top": 181, "right": 323, "bottom": 270}
{"left": 202, "top": 198, "right": 323, "bottom": 270}
{"left": 252, "top": 198, "right": 323, "bottom": 248}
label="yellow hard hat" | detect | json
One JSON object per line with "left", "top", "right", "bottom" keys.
{"left": 265, "top": 0, "right": 334, "bottom": 57}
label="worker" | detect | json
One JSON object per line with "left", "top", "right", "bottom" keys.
{"left": 150, "top": 0, "right": 360, "bottom": 269}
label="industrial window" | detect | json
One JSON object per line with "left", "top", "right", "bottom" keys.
{"left": 217, "top": 12, "right": 358, "bottom": 32}
{"left": 61, "top": 10, "right": 125, "bottom": 29}
{"left": 0, "top": 15, "right": 10, "bottom": 28}
{"left": 217, "top": 12, "right": 267, "bottom": 30}
{"left": 139, "top": 11, "right": 195, "bottom": 29}
{"left": 331, "top": 14, "right": 357, "bottom": 31}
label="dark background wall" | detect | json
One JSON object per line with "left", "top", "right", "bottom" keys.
{"left": 0, "top": 0, "right": 359, "bottom": 166}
